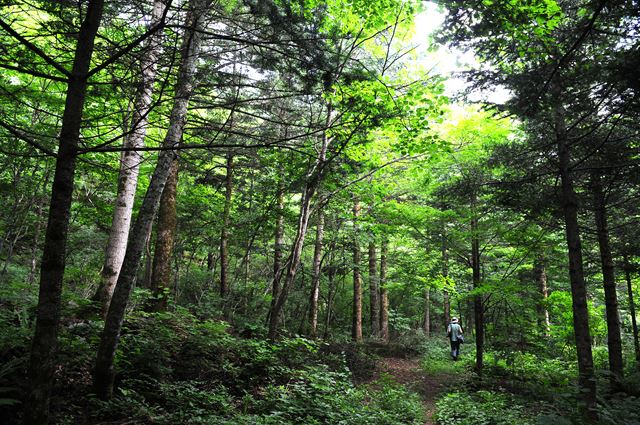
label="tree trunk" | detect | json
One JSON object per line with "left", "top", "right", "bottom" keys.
{"left": 352, "top": 198, "right": 363, "bottom": 342}
{"left": 267, "top": 107, "right": 331, "bottom": 339}
{"left": 424, "top": 287, "right": 430, "bottom": 337}
{"left": 206, "top": 251, "right": 216, "bottom": 286}
{"left": 323, "top": 236, "right": 338, "bottom": 339}
{"left": 379, "top": 237, "right": 389, "bottom": 343}
{"left": 28, "top": 206, "right": 43, "bottom": 284}
{"left": 309, "top": 211, "right": 324, "bottom": 338}
{"left": 534, "top": 255, "right": 551, "bottom": 337}
{"left": 24, "top": 2, "right": 105, "bottom": 424}
{"left": 149, "top": 158, "right": 179, "bottom": 311}
{"left": 94, "top": 0, "right": 167, "bottom": 316}
{"left": 94, "top": 0, "right": 208, "bottom": 399}
{"left": 220, "top": 152, "right": 234, "bottom": 298}
{"left": 623, "top": 258, "right": 640, "bottom": 368}
{"left": 142, "top": 221, "right": 154, "bottom": 288}
{"left": 442, "top": 232, "right": 450, "bottom": 328}
{"left": 27, "top": 170, "right": 51, "bottom": 285}
{"left": 267, "top": 179, "right": 285, "bottom": 324}
{"left": 591, "top": 171, "right": 623, "bottom": 380}
{"left": 555, "top": 99, "right": 597, "bottom": 421}
{"left": 369, "top": 241, "right": 380, "bottom": 338}
{"left": 267, "top": 181, "right": 316, "bottom": 338}
{"left": 471, "top": 216, "right": 483, "bottom": 373}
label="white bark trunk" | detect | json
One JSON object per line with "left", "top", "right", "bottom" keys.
{"left": 94, "top": 0, "right": 208, "bottom": 398}
{"left": 96, "top": 0, "right": 168, "bottom": 315}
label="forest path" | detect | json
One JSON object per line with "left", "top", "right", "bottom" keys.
{"left": 372, "top": 356, "right": 459, "bottom": 425}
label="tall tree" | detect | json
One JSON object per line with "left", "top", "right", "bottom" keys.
{"left": 18, "top": 1, "right": 105, "bottom": 422}
{"left": 309, "top": 210, "right": 324, "bottom": 337}
{"left": 590, "top": 170, "right": 624, "bottom": 380}
{"left": 220, "top": 152, "right": 234, "bottom": 298}
{"left": 442, "top": 232, "right": 451, "bottom": 329}
{"left": 94, "top": 0, "right": 210, "bottom": 398}
{"left": 423, "top": 286, "right": 430, "bottom": 337}
{"left": 94, "top": 0, "right": 168, "bottom": 316}
{"left": 379, "top": 237, "right": 390, "bottom": 342}
{"left": 352, "top": 197, "right": 363, "bottom": 342}
{"left": 368, "top": 240, "right": 380, "bottom": 337}
{"left": 149, "top": 158, "right": 179, "bottom": 311}
{"left": 471, "top": 214, "right": 483, "bottom": 373}
{"left": 554, "top": 94, "right": 596, "bottom": 416}
{"left": 534, "top": 255, "right": 551, "bottom": 337}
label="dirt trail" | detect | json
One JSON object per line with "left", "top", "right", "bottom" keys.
{"left": 373, "top": 357, "right": 457, "bottom": 425}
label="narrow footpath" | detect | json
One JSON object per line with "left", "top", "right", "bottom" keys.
{"left": 373, "top": 357, "right": 459, "bottom": 425}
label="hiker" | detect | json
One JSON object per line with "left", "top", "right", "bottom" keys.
{"left": 447, "top": 317, "right": 463, "bottom": 360}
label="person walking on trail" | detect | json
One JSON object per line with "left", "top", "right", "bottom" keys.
{"left": 447, "top": 317, "right": 463, "bottom": 360}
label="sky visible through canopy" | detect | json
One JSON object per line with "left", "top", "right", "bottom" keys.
{"left": 414, "top": 2, "right": 511, "bottom": 103}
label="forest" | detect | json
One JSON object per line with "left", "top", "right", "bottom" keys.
{"left": 0, "top": 0, "right": 639, "bottom": 424}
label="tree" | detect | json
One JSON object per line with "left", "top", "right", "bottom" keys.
{"left": 309, "top": 210, "right": 324, "bottom": 338}
{"left": 94, "top": 0, "right": 210, "bottom": 398}
{"left": 219, "top": 152, "right": 234, "bottom": 299}
{"left": 434, "top": 1, "right": 640, "bottom": 416}
{"left": 149, "top": 158, "right": 179, "bottom": 311}
{"left": 352, "top": 197, "right": 363, "bottom": 341}
{"left": 94, "top": 0, "right": 169, "bottom": 316}
{"left": 368, "top": 239, "right": 380, "bottom": 337}
{"left": 12, "top": 2, "right": 105, "bottom": 422}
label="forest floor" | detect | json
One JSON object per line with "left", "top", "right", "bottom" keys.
{"left": 369, "top": 356, "right": 462, "bottom": 425}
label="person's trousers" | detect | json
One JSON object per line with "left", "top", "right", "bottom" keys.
{"left": 450, "top": 340, "right": 460, "bottom": 359}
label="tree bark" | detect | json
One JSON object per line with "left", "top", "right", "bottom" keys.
{"left": 369, "top": 241, "right": 380, "bottom": 338}
{"left": 591, "top": 171, "right": 624, "bottom": 379}
{"left": 267, "top": 180, "right": 317, "bottom": 338}
{"left": 534, "top": 255, "right": 551, "bottom": 337}
{"left": 206, "top": 251, "right": 216, "bottom": 286}
{"left": 142, "top": 221, "right": 154, "bottom": 288}
{"left": 623, "top": 258, "right": 640, "bottom": 369}
{"left": 442, "top": 232, "right": 450, "bottom": 329}
{"left": 309, "top": 210, "right": 324, "bottom": 338}
{"left": 424, "top": 287, "right": 430, "bottom": 337}
{"left": 352, "top": 198, "right": 363, "bottom": 342}
{"left": 149, "top": 158, "right": 179, "bottom": 311}
{"left": 220, "top": 152, "right": 234, "bottom": 298}
{"left": 267, "top": 179, "right": 285, "bottom": 324}
{"left": 555, "top": 99, "right": 597, "bottom": 421}
{"left": 379, "top": 237, "right": 389, "bottom": 343}
{"left": 27, "top": 170, "right": 50, "bottom": 285}
{"left": 323, "top": 236, "right": 338, "bottom": 339}
{"left": 24, "top": 1, "right": 105, "bottom": 423}
{"left": 94, "top": 0, "right": 167, "bottom": 316}
{"left": 94, "top": 0, "right": 208, "bottom": 399}
{"left": 471, "top": 216, "right": 483, "bottom": 373}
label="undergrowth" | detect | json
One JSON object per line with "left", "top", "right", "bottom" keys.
{"left": 1, "top": 304, "right": 425, "bottom": 424}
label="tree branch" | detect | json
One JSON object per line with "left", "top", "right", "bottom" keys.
{"left": 0, "top": 17, "right": 71, "bottom": 78}
{"left": 0, "top": 119, "right": 58, "bottom": 157}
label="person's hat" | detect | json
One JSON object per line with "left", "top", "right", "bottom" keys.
{"left": 452, "top": 317, "right": 458, "bottom": 323}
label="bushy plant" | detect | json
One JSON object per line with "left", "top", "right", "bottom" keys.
{"left": 363, "top": 373, "right": 426, "bottom": 424}
{"left": 251, "top": 368, "right": 424, "bottom": 425}
{"left": 434, "top": 390, "right": 537, "bottom": 425}
{"left": 598, "top": 394, "right": 640, "bottom": 425}
{"left": 482, "top": 350, "right": 576, "bottom": 398}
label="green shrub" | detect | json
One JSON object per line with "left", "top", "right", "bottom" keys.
{"left": 598, "top": 394, "right": 640, "bottom": 425}
{"left": 253, "top": 368, "right": 425, "bottom": 425}
{"left": 482, "top": 350, "right": 576, "bottom": 396}
{"left": 363, "top": 373, "right": 425, "bottom": 424}
{"left": 434, "top": 390, "right": 536, "bottom": 425}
